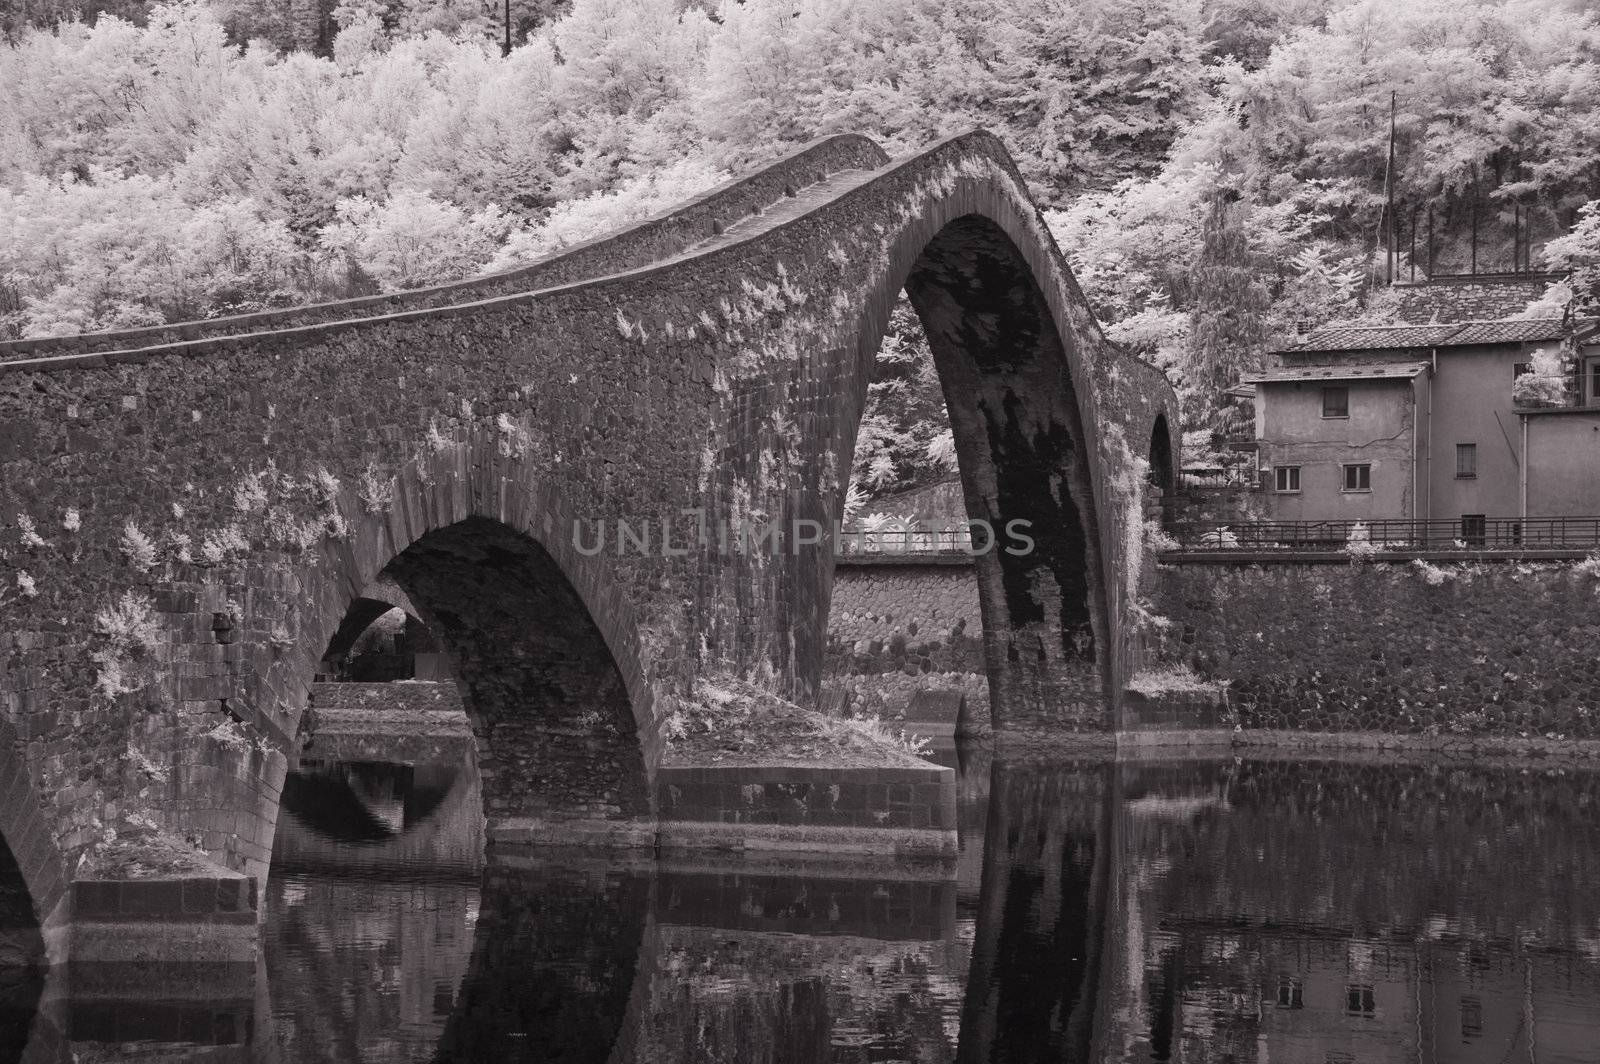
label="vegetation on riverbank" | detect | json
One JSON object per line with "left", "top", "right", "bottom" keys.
{"left": 664, "top": 675, "right": 933, "bottom": 768}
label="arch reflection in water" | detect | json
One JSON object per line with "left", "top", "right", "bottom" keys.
{"left": 960, "top": 755, "right": 1600, "bottom": 1064}
{"left": 0, "top": 833, "right": 44, "bottom": 1064}
{"left": 68, "top": 748, "right": 1600, "bottom": 1062}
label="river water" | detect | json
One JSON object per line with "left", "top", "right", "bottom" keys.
{"left": 30, "top": 746, "right": 1600, "bottom": 1061}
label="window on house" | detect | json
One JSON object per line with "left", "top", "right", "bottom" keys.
{"left": 1342, "top": 463, "right": 1371, "bottom": 492}
{"left": 1274, "top": 466, "right": 1301, "bottom": 493}
{"left": 1514, "top": 362, "right": 1532, "bottom": 380}
{"left": 1322, "top": 386, "right": 1349, "bottom": 418}
{"left": 1460, "top": 996, "right": 1483, "bottom": 1040}
{"left": 1344, "top": 984, "right": 1375, "bottom": 1016}
{"left": 1275, "top": 978, "right": 1304, "bottom": 1009}
{"left": 1456, "top": 443, "right": 1477, "bottom": 478}
{"left": 1590, "top": 359, "right": 1600, "bottom": 404}
{"left": 1462, "top": 514, "right": 1487, "bottom": 546}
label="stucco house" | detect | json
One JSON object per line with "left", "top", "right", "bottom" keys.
{"left": 1243, "top": 295, "right": 1598, "bottom": 536}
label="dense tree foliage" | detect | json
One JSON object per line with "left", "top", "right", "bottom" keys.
{"left": 1053, "top": 0, "right": 1600, "bottom": 439}
{"left": 2, "top": 0, "right": 1598, "bottom": 491}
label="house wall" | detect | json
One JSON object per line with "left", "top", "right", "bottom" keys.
{"left": 1260, "top": 337, "right": 1590, "bottom": 526}
{"left": 1425, "top": 344, "right": 1536, "bottom": 522}
{"left": 1525, "top": 410, "right": 1600, "bottom": 516}
{"left": 1413, "top": 373, "right": 1432, "bottom": 519}
{"left": 1257, "top": 378, "right": 1417, "bottom": 521}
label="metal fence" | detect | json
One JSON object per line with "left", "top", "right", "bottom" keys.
{"left": 1167, "top": 516, "right": 1600, "bottom": 553}
{"left": 837, "top": 526, "right": 974, "bottom": 555}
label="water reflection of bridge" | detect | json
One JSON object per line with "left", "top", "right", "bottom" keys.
{"left": 273, "top": 760, "right": 485, "bottom": 880}
{"left": 24, "top": 752, "right": 1600, "bottom": 1062}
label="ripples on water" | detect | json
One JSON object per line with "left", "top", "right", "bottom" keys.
{"left": 19, "top": 747, "right": 1600, "bottom": 1061}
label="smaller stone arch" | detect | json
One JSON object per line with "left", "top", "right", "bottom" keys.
{"left": 378, "top": 516, "right": 654, "bottom": 827}
{"left": 1146, "top": 412, "right": 1177, "bottom": 507}
{"left": 317, "top": 584, "right": 443, "bottom": 683}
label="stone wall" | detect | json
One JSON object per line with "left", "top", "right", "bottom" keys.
{"left": 1377, "top": 275, "right": 1556, "bottom": 324}
{"left": 1162, "top": 486, "right": 1264, "bottom": 528}
{"left": 656, "top": 764, "right": 957, "bottom": 859}
{"left": 307, "top": 680, "right": 463, "bottom": 716}
{"left": 823, "top": 560, "right": 988, "bottom": 732}
{"left": 1150, "top": 557, "right": 1600, "bottom": 738}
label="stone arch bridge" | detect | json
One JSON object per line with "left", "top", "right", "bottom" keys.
{"left": 0, "top": 130, "right": 1178, "bottom": 952}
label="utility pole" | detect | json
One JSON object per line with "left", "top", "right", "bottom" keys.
{"left": 1514, "top": 204, "right": 1521, "bottom": 274}
{"left": 1470, "top": 166, "right": 1479, "bottom": 276}
{"left": 1385, "top": 90, "right": 1397, "bottom": 285}
{"left": 1409, "top": 204, "right": 1418, "bottom": 282}
{"left": 502, "top": 0, "right": 512, "bottom": 57}
{"left": 1427, "top": 203, "right": 1434, "bottom": 277}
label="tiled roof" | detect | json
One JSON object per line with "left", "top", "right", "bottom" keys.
{"left": 1285, "top": 323, "right": 1462, "bottom": 352}
{"left": 1243, "top": 362, "right": 1429, "bottom": 385}
{"left": 1284, "top": 318, "right": 1576, "bottom": 354}
{"left": 1446, "top": 318, "right": 1571, "bottom": 345}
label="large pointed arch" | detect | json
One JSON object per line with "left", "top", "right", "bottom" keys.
{"left": 830, "top": 147, "right": 1122, "bottom": 736}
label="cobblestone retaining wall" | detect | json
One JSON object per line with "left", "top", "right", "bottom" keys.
{"left": 1151, "top": 558, "right": 1600, "bottom": 737}
{"left": 824, "top": 562, "right": 988, "bottom": 731}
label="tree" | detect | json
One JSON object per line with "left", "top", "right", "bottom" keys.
{"left": 0, "top": 170, "right": 312, "bottom": 336}
{"left": 1541, "top": 199, "right": 1600, "bottom": 319}
{"left": 987, "top": 0, "right": 1206, "bottom": 198}
{"left": 1185, "top": 185, "right": 1270, "bottom": 431}
{"left": 319, "top": 187, "right": 517, "bottom": 289}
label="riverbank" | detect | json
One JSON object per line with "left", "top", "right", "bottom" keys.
{"left": 662, "top": 676, "right": 933, "bottom": 768}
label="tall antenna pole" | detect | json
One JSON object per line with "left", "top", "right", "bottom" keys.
{"left": 1409, "top": 204, "right": 1418, "bottom": 282}
{"left": 1514, "top": 204, "right": 1521, "bottom": 274}
{"left": 1427, "top": 203, "right": 1434, "bottom": 277}
{"left": 1470, "top": 167, "right": 1479, "bottom": 276}
{"left": 1385, "top": 90, "right": 1398, "bottom": 285}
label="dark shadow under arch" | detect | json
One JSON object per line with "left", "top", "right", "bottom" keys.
{"left": 321, "top": 599, "right": 407, "bottom": 668}
{"left": 368, "top": 516, "right": 653, "bottom": 824}
{"left": 847, "top": 210, "right": 1113, "bottom": 734}
{"left": 0, "top": 722, "right": 63, "bottom": 971}
{"left": 1147, "top": 413, "right": 1176, "bottom": 503}
{"left": 280, "top": 763, "right": 456, "bottom": 845}
{"left": 432, "top": 862, "right": 653, "bottom": 1064}
{"left": 0, "top": 822, "right": 46, "bottom": 1064}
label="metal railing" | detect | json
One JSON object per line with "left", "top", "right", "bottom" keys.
{"left": 1167, "top": 516, "right": 1600, "bottom": 553}
{"left": 837, "top": 526, "right": 975, "bottom": 555}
